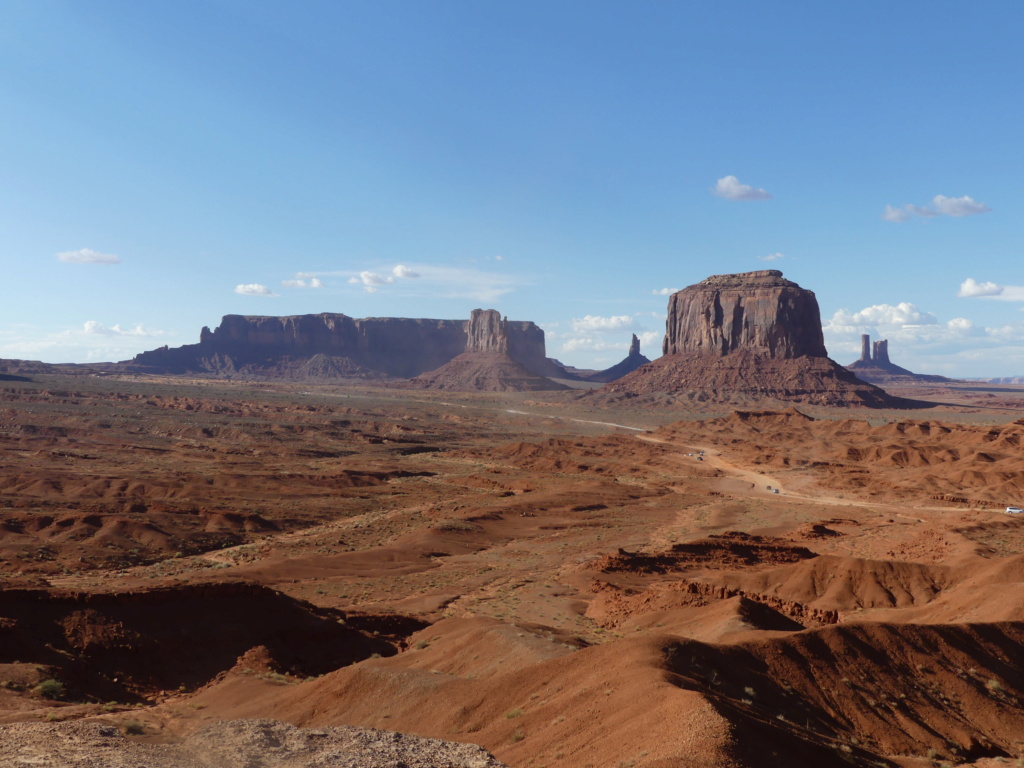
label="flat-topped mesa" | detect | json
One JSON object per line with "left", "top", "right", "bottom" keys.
{"left": 663, "top": 270, "right": 827, "bottom": 359}
{"left": 465, "top": 309, "right": 509, "bottom": 354}
{"left": 132, "top": 311, "right": 562, "bottom": 379}
{"left": 599, "top": 270, "right": 920, "bottom": 407}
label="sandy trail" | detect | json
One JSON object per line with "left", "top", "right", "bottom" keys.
{"left": 637, "top": 433, "right": 934, "bottom": 523}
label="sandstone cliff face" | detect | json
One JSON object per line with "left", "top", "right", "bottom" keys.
{"left": 408, "top": 308, "right": 568, "bottom": 391}
{"left": 465, "top": 309, "right": 508, "bottom": 353}
{"left": 603, "top": 271, "right": 912, "bottom": 407}
{"left": 662, "top": 270, "right": 827, "bottom": 359}
{"left": 133, "top": 312, "right": 559, "bottom": 380}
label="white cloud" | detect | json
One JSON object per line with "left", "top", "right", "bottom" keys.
{"left": 0, "top": 321, "right": 170, "bottom": 364}
{"left": 571, "top": 315, "right": 639, "bottom": 333}
{"left": 348, "top": 271, "right": 393, "bottom": 292}
{"left": 560, "top": 337, "right": 624, "bottom": 353}
{"left": 933, "top": 195, "right": 991, "bottom": 217}
{"left": 235, "top": 283, "right": 276, "bottom": 296}
{"left": 758, "top": 252, "right": 785, "bottom": 261}
{"left": 344, "top": 264, "right": 422, "bottom": 293}
{"left": 82, "top": 321, "right": 161, "bottom": 337}
{"left": 57, "top": 248, "right": 120, "bottom": 264}
{"left": 947, "top": 317, "right": 974, "bottom": 334}
{"left": 713, "top": 175, "right": 771, "bottom": 201}
{"left": 883, "top": 194, "right": 990, "bottom": 222}
{"left": 392, "top": 264, "right": 419, "bottom": 279}
{"left": 638, "top": 330, "right": 661, "bottom": 349}
{"left": 558, "top": 315, "right": 660, "bottom": 360}
{"left": 958, "top": 278, "right": 1024, "bottom": 301}
{"left": 882, "top": 204, "right": 929, "bottom": 223}
{"left": 827, "top": 302, "right": 938, "bottom": 330}
{"left": 652, "top": 287, "right": 679, "bottom": 296}
{"left": 958, "top": 278, "right": 1003, "bottom": 298}
{"left": 281, "top": 277, "right": 325, "bottom": 288}
{"left": 328, "top": 263, "right": 526, "bottom": 301}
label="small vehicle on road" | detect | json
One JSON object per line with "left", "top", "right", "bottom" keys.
{"left": 1006, "top": 506, "right": 1023, "bottom": 514}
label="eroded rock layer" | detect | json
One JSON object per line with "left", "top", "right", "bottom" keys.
{"left": 131, "top": 312, "right": 557, "bottom": 380}
{"left": 663, "top": 270, "right": 827, "bottom": 358}
{"left": 409, "top": 310, "right": 568, "bottom": 391}
{"left": 608, "top": 271, "right": 910, "bottom": 406}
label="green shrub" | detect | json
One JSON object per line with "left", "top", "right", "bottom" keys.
{"left": 123, "top": 719, "right": 146, "bottom": 735}
{"left": 35, "top": 679, "right": 65, "bottom": 700}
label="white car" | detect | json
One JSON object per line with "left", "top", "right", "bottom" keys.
{"left": 1007, "top": 506, "right": 1023, "bottom": 514}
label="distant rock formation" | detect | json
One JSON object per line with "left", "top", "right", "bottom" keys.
{"left": 588, "top": 334, "right": 652, "bottom": 383}
{"left": 465, "top": 308, "right": 509, "bottom": 353}
{"left": 408, "top": 309, "right": 568, "bottom": 392}
{"left": 603, "top": 271, "right": 912, "bottom": 407}
{"left": 846, "top": 334, "right": 954, "bottom": 384}
{"left": 130, "top": 312, "right": 570, "bottom": 381}
{"left": 663, "top": 270, "right": 827, "bottom": 359}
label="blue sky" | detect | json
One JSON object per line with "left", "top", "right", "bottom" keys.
{"left": 3, "top": 1, "right": 1023, "bottom": 377}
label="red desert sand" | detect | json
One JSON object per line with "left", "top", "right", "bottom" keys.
{"left": 2, "top": 372, "right": 1024, "bottom": 767}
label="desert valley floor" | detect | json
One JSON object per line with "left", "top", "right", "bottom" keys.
{"left": 2, "top": 374, "right": 1024, "bottom": 767}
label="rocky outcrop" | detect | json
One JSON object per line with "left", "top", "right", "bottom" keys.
{"left": 873, "top": 338, "right": 890, "bottom": 366}
{"left": 466, "top": 309, "right": 508, "bottom": 353}
{"left": 408, "top": 309, "right": 568, "bottom": 391}
{"left": 588, "top": 334, "right": 652, "bottom": 383}
{"left": 663, "top": 270, "right": 827, "bottom": 359}
{"left": 131, "top": 312, "right": 563, "bottom": 380}
{"left": 602, "top": 271, "right": 916, "bottom": 407}
{"left": 846, "top": 334, "right": 953, "bottom": 385}
{"left": 407, "top": 352, "right": 569, "bottom": 392}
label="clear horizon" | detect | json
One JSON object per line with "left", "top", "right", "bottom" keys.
{"left": 3, "top": 1, "right": 1022, "bottom": 377}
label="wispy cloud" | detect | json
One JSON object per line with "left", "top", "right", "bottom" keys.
{"left": 652, "top": 287, "right": 679, "bottom": 296}
{"left": 281, "top": 276, "right": 324, "bottom": 288}
{"left": 235, "top": 283, "right": 277, "bottom": 296}
{"left": 958, "top": 278, "right": 1024, "bottom": 301}
{"left": 302, "top": 262, "right": 524, "bottom": 302}
{"left": 82, "top": 321, "right": 162, "bottom": 337}
{"left": 0, "top": 321, "right": 168, "bottom": 364}
{"left": 571, "top": 315, "right": 639, "bottom": 333}
{"left": 713, "top": 175, "right": 771, "bottom": 201}
{"left": 558, "top": 314, "right": 657, "bottom": 359}
{"left": 391, "top": 264, "right": 420, "bottom": 279}
{"left": 57, "top": 248, "right": 120, "bottom": 265}
{"left": 348, "top": 264, "right": 421, "bottom": 293}
{"left": 883, "top": 194, "right": 990, "bottom": 222}
{"left": 758, "top": 252, "right": 785, "bottom": 261}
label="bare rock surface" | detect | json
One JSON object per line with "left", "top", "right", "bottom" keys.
{"left": 847, "top": 333, "right": 955, "bottom": 384}
{"left": 406, "top": 309, "right": 569, "bottom": 391}
{"left": 588, "top": 333, "right": 651, "bottom": 383}
{"left": 0, "top": 719, "right": 507, "bottom": 768}
{"left": 662, "top": 269, "right": 826, "bottom": 358}
{"left": 129, "top": 312, "right": 559, "bottom": 380}
{"left": 605, "top": 271, "right": 913, "bottom": 406}
{"left": 465, "top": 309, "right": 508, "bottom": 354}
